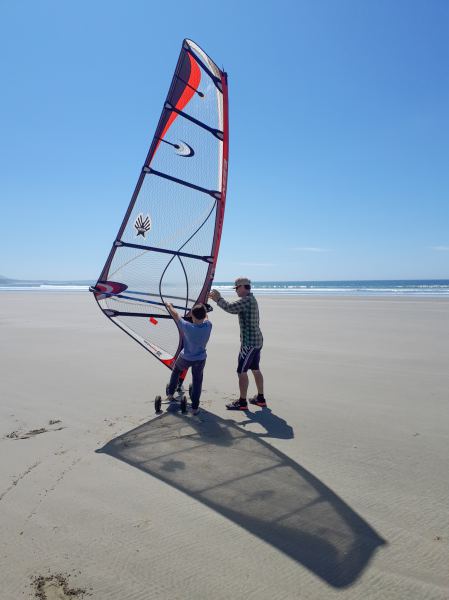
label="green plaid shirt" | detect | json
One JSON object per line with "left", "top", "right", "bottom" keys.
{"left": 217, "top": 293, "right": 263, "bottom": 348}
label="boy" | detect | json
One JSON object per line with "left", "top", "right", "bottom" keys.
{"left": 165, "top": 302, "right": 211, "bottom": 415}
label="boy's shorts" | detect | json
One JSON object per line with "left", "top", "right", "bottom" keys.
{"left": 237, "top": 346, "right": 261, "bottom": 374}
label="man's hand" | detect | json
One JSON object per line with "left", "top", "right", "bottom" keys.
{"left": 209, "top": 289, "right": 221, "bottom": 302}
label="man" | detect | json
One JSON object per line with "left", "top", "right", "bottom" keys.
{"left": 209, "top": 277, "right": 266, "bottom": 410}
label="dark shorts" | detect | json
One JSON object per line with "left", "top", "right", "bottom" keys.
{"left": 237, "top": 346, "right": 261, "bottom": 374}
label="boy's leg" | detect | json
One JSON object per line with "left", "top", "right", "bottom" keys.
{"left": 190, "top": 359, "right": 205, "bottom": 410}
{"left": 167, "top": 357, "right": 187, "bottom": 397}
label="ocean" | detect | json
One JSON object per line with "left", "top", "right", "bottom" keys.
{"left": 1, "top": 280, "right": 449, "bottom": 296}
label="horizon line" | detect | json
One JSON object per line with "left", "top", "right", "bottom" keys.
{"left": 2, "top": 276, "right": 449, "bottom": 284}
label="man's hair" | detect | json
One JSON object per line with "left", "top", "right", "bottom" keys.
{"left": 192, "top": 303, "right": 207, "bottom": 320}
{"left": 244, "top": 284, "right": 251, "bottom": 290}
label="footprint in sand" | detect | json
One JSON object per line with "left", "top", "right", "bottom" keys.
{"left": 32, "top": 574, "right": 86, "bottom": 599}
{"left": 5, "top": 420, "right": 64, "bottom": 440}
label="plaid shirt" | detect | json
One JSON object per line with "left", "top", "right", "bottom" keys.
{"left": 217, "top": 293, "right": 263, "bottom": 348}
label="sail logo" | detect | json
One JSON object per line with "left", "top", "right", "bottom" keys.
{"left": 134, "top": 213, "right": 152, "bottom": 237}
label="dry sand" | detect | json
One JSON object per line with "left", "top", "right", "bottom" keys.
{"left": 0, "top": 292, "right": 448, "bottom": 599}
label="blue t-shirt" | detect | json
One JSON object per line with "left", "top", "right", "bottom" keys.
{"left": 178, "top": 319, "right": 212, "bottom": 361}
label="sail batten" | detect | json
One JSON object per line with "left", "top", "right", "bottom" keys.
{"left": 91, "top": 40, "right": 228, "bottom": 369}
{"left": 144, "top": 167, "right": 221, "bottom": 198}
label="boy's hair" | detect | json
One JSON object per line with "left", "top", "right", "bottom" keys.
{"left": 244, "top": 284, "right": 251, "bottom": 290}
{"left": 191, "top": 303, "right": 207, "bottom": 320}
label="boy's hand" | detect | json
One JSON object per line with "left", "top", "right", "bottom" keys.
{"left": 166, "top": 302, "right": 180, "bottom": 321}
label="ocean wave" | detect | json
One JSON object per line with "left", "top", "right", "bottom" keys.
{"left": 1, "top": 281, "right": 448, "bottom": 296}
{"left": 39, "top": 285, "right": 90, "bottom": 290}
{"left": 0, "top": 285, "right": 90, "bottom": 291}
{"left": 215, "top": 285, "right": 449, "bottom": 296}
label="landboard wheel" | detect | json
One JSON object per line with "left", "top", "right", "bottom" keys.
{"left": 188, "top": 383, "right": 193, "bottom": 399}
{"left": 155, "top": 395, "right": 162, "bottom": 414}
{"left": 181, "top": 395, "right": 187, "bottom": 414}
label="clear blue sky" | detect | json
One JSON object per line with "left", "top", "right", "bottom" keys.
{"left": 1, "top": 0, "right": 448, "bottom": 281}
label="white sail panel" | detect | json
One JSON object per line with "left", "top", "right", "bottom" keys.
{"left": 91, "top": 39, "right": 229, "bottom": 368}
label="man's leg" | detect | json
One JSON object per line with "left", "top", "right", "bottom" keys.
{"left": 249, "top": 350, "right": 267, "bottom": 407}
{"left": 225, "top": 371, "right": 249, "bottom": 409}
{"left": 238, "top": 372, "right": 249, "bottom": 399}
{"left": 226, "top": 347, "right": 255, "bottom": 410}
{"left": 252, "top": 369, "right": 264, "bottom": 395}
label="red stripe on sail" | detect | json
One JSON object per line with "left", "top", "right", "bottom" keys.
{"left": 156, "top": 53, "right": 201, "bottom": 151}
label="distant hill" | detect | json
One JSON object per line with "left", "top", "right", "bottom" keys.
{"left": 0, "top": 275, "right": 94, "bottom": 286}
{"left": 0, "top": 275, "right": 17, "bottom": 284}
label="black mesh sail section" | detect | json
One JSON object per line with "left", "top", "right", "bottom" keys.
{"left": 92, "top": 39, "right": 228, "bottom": 369}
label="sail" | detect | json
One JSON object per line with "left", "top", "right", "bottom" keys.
{"left": 91, "top": 39, "right": 229, "bottom": 368}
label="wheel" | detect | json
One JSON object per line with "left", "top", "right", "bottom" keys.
{"left": 188, "top": 383, "right": 193, "bottom": 399}
{"left": 154, "top": 395, "right": 162, "bottom": 414}
{"left": 180, "top": 395, "right": 187, "bottom": 414}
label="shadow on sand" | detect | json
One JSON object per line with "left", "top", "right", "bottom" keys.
{"left": 238, "top": 407, "right": 295, "bottom": 439}
{"left": 97, "top": 409, "right": 385, "bottom": 587}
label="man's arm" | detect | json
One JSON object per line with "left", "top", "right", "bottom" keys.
{"left": 209, "top": 290, "right": 247, "bottom": 314}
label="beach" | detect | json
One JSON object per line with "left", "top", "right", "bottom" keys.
{"left": 1, "top": 292, "right": 448, "bottom": 599}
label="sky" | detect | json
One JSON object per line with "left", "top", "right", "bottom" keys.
{"left": 0, "top": 0, "right": 448, "bottom": 281}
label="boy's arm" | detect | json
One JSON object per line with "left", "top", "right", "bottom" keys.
{"left": 166, "top": 302, "right": 180, "bottom": 322}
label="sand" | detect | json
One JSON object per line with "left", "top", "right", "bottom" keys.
{"left": 0, "top": 292, "right": 448, "bottom": 599}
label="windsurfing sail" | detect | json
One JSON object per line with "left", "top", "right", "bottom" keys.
{"left": 90, "top": 39, "right": 229, "bottom": 368}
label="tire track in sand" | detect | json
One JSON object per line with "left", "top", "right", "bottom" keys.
{"left": 0, "top": 461, "right": 41, "bottom": 503}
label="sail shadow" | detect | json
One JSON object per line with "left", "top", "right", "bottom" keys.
{"left": 239, "top": 407, "right": 295, "bottom": 439}
{"left": 98, "top": 410, "right": 385, "bottom": 587}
